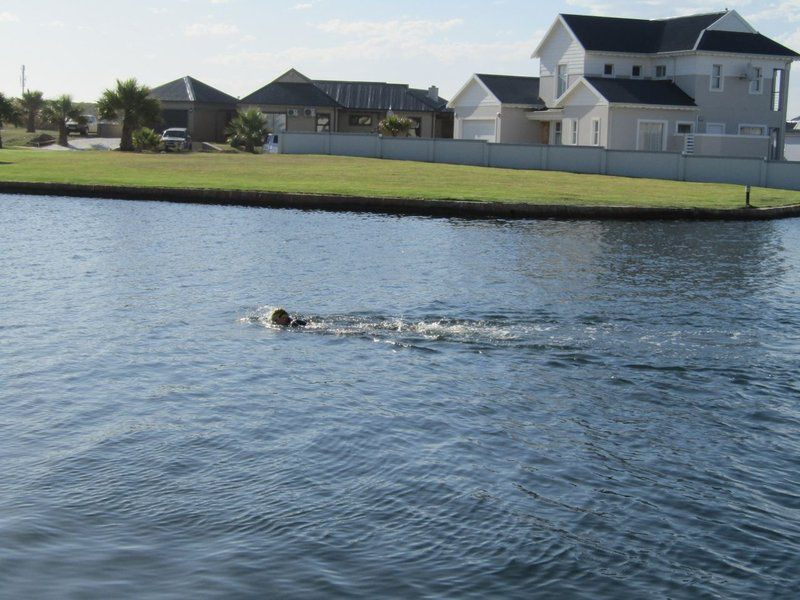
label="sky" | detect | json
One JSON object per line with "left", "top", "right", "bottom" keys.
{"left": 1, "top": 0, "right": 799, "bottom": 118}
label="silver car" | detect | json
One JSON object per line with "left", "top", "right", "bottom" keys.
{"left": 161, "top": 128, "right": 192, "bottom": 151}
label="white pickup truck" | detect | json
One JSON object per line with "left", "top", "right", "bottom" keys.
{"left": 66, "top": 115, "right": 98, "bottom": 136}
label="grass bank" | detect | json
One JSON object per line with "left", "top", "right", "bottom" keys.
{"left": 1, "top": 127, "right": 59, "bottom": 148}
{"left": 0, "top": 148, "right": 798, "bottom": 209}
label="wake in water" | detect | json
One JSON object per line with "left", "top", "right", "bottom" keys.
{"left": 240, "top": 306, "right": 547, "bottom": 350}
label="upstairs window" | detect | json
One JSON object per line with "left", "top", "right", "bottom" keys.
{"left": 603, "top": 64, "right": 614, "bottom": 77}
{"left": 749, "top": 67, "right": 763, "bottom": 94}
{"left": 632, "top": 65, "right": 642, "bottom": 78}
{"left": 772, "top": 68, "right": 784, "bottom": 111}
{"left": 557, "top": 64, "right": 568, "bottom": 97}
{"left": 711, "top": 65, "right": 723, "bottom": 91}
{"left": 655, "top": 65, "right": 667, "bottom": 79}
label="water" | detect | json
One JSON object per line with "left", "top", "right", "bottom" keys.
{"left": 2, "top": 194, "right": 799, "bottom": 598}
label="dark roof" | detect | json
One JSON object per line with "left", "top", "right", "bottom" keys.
{"left": 696, "top": 30, "right": 800, "bottom": 57}
{"left": 313, "top": 80, "right": 444, "bottom": 112}
{"left": 150, "top": 76, "right": 238, "bottom": 105}
{"left": 407, "top": 88, "right": 451, "bottom": 111}
{"left": 585, "top": 77, "right": 696, "bottom": 106}
{"left": 561, "top": 12, "right": 727, "bottom": 53}
{"left": 475, "top": 74, "right": 544, "bottom": 106}
{"left": 241, "top": 82, "right": 340, "bottom": 107}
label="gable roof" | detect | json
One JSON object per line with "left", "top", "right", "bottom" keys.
{"left": 560, "top": 12, "right": 726, "bottom": 53}
{"left": 696, "top": 30, "right": 800, "bottom": 57}
{"left": 240, "top": 81, "right": 340, "bottom": 107}
{"left": 475, "top": 74, "right": 544, "bottom": 106}
{"left": 584, "top": 77, "right": 697, "bottom": 107}
{"left": 407, "top": 88, "right": 451, "bottom": 112}
{"left": 150, "top": 76, "right": 238, "bottom": 105}
{"left": 313, "top": 80, "right": 447, "bottom": 112}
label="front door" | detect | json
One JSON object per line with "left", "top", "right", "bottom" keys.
{"left": 540, "top": 122, "right": 550, "bottom": 145}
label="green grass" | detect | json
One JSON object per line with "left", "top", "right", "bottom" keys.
{"left": 0, "top": 127, "right": 58, "bottom": 148}
{"left": 0, "top": 147, "right": 798, "bottom": 209}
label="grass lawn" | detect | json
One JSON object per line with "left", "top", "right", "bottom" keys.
{"left": 0, "top": 147, "right": 798, "bottom": 209}
{"left": 0, "top": 127, "right": 59, "bottom": 148}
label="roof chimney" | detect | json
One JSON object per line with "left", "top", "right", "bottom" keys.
{"left": 427, "top": 85, "right": 439, "bottom": 101}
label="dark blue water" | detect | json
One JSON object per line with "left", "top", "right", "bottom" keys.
{"left": 2, "top": 194, "right": 799, "bottom": 599}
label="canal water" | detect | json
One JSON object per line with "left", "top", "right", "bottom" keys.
{"left": 2, "top": 194, "right": 799, "bottom": 598}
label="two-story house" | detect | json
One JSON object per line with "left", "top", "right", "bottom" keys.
{"left": 526, "top": 10, "right": 799, "bottom": 159}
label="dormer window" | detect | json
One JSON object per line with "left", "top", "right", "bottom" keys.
{"left": 557, "top": 64, "right": 568, "bottom": 97}
{"left": 711, "top": 65, "right": 723, "bottom": 91}
{"left": 632, "top": 65, "right": 642, "bottom": 78}
{"left": 603, "top": 64, "right": 614, "bottom": 77}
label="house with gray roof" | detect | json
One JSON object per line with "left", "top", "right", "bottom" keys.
{"left": 149, "top": 76, "right": 238, "bottom": 143}
{"left": 448, "top": 74, "right": 544, "bottom": 143}
{"left": 241, "top": 69, "right": 452, "bottom": 138}
{"left": 529, "top": 10, "right": 799, "bottom": 158}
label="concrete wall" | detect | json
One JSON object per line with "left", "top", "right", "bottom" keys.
{"left": 785, "top": 135, "right": 800, "bottom": 161}
{"left": 277, "top": 131, "right": 800, "bottom": 191}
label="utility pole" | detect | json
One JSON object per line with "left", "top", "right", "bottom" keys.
{"left": 20, "top": 65, "right": 26, "bottom": 96}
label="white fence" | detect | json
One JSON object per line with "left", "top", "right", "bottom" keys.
{"left": 278, "top": 132, "right": 800, "bottom": 192}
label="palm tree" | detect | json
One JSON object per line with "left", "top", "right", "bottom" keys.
{"left": 41, "top": 95, "right": 82, "bottom": 147}
{"left": 18, "top": 90, "right": 44, "bottom": 133}
{"left": 378, "top": 115, "right": 413, "bottom": 137}
{"left": 226, "top": 108, "right": 268, "bottom": 153}
{"left": 97, "top": 79, "right": 161, "bottom": 152}
{"left": 0, "top": 92, "right": 22, "bottom": 149}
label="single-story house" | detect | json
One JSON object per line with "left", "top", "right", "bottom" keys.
{"left": 448, "top": 74, "right": 545, "bottom": 143}
{"left": 149, "top": 76, "right": 239, "bottom": 143}
{"left": 241, "top": 69, "right": 453, "bottom": 138}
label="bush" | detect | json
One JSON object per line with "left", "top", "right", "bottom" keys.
{"left": 378, "top": 115, "right": 413, "bottom": 137}
{"left": 132, "top": 127, "right": 162, "bottom": 152}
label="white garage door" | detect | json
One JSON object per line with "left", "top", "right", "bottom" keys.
{"left": 462, "top": 119, "right": 496, "bottom": 142}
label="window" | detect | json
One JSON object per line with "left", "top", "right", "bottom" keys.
{"left": 772, "top": 68, "right": 784, "bottom": 111}
{"left": 632, "top": 65, "right": 642, "bottom": 78}
{"left": 739, "top": 125, "right": 766, "bottom": 136}
{"left": 348, "top": 114, "right": 373, "bottom": 127}
{"left": 655, "top": 65, "right": 667, "bottom": 79}
{"left": 603, "top": 64, "right": 614, "bottom": 77}
{"left": 554, "top": 121, "right": 563, "bottom": 145}
{"left": 637, "top": 121, "right": 666, "bottom": 151}
{"left": 749, "top": 67, "right": 763, "bottom": 94}
{"left": 263, "top": 112, "right": 287, "bottom": 133}
{"left": 316, "top": 113, "right": 331, "bottom": 132}
{"left": 591, "top": 119, "right": 601, "bottom": 146}
{"left": 557, "top": 64, "right": 568, "bottom": 97}
{"left": 711, "top": 65, "right": 723, "bottom": 91}
{"left": 706, "top": 123, "right": 725, "bottom": 135}
{"left": 408, "top": 117, "right": 423, "bottom": 138}
{"left": 569, "top": 119, "right": 578, "bottom": 145}
{"left": 676, "top": 122, "right": 694, "bottom": 134}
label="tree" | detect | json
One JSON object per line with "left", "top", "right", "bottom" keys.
{"left": 18, "top": 90, "right": 44, "bottom": 133}
{"left": 226, "top": 108, "right": 268, "bottom": 153}
{"left": 132, "top": 127, "right": 162, "bottom": 152}
{"left": 378, "top": 115, "right": 413, "bottom": 137}
{"left": 97, "top": 79, "right": 161, "bottom": 152}
{"left": 41, "top": 95, "right": 82, "bottom": 147}
{"left": 0, "top": 92, "right": 21, "bottom": 149}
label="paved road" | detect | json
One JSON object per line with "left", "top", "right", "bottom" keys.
{"left": 42, "top": 137, "right": 120, "bottom": 151}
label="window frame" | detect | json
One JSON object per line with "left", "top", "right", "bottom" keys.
{"left": 636, "top": 119, "right": 668, "bottom": 152}
{"left": 771, "top": 68, "right": 784, "bottom": 112}
{"left": 603, "top": 63, "right": 614, "bottom": 77}
{"left": 557, "top": 64, "right": 569, "bottom": 98}
{"left": 676, "top": 122, "right": 694, "bottom": 135}
{"left": 710, "top": 64, "right": 723, "bottom": 92}
{"left": 591, "top": 118, "right": 601, "bottom": 146}
{"left": 749, "top": 66, "right": 763, "bottom": 95}
{"left": 706, "top": 122, "right": 726, "bottom": 135}
{"left": 553, "top": 121, "right": 563, "bottom": 145}
{"left": 738, "top": 124, "right": 767, "bottom": 136}
{"left": 348, "top": 114, "right": 374, "bottom": 127}
{"left": 655, "top": 65, "right": 667, "bottom": 79}
{"left": 569, "top": 119, "right": 578, "bottom": 145}
{"left": 631, "top": 65, "right": 643, "bottom": 79}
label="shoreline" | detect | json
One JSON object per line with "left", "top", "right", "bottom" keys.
{"left": 2, "top": 180, "right": 800, "bottom": 221}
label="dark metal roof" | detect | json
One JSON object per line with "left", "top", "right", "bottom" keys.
{"left": 585, "top": 77, "right": 697, "bottom": 106}
{"left": 475, "top": 74, "right": 544, "bottom": 106}
{"left": 150, "top": 76, "right": 238, "bottom": 105}
{"left": 696, "top": 30, "right": 800, "bottom": 57}
{"left": 562, "top": 12, "right": 726, "bottom": 53}
{"left": 240, "top": 82, "right": 340, "bottom": 107}
{"left": 407, "top": 88, "right": 451, "bottom": 112}
{"left": 313, "top": 80, "right": 444, "bottom": 112}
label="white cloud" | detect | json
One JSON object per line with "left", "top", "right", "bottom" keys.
{"left": 0, "top": 11, "right": 19, "bottom": 22}
{"left": 291, "top": 3, "right": 314, "bottom": 10}
{"left": 184, "top": 22, "right": 240, "bottom": 36}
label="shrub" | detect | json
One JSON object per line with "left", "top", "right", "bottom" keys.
{"left": 226, "top": 108, "right": 269, "bottom": 153}
{"left": 378, "top": 115, "right": 413, "bottom": 137}
{"left": 132, "top": 127, "right": 162, "bottom": 152}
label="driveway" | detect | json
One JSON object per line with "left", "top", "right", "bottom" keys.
{"left": 42, "top": 137, "right": 120, "bottom": 151}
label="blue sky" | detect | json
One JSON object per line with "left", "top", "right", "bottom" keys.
{"left": 1, "top": 0, "right": 798, "bottom": 117}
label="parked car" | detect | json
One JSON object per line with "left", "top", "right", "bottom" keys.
{"left": 66, "top": 115, "right": 98, "bottom": 136}
{"left": 161, "top": 128, "right": 192, "bottom": 151}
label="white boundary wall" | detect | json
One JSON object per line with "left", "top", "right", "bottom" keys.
{"left": 278, "top": 132, "right": 800, "bottom": 192}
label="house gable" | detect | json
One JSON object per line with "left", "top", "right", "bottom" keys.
{"left": 448, "top": 75, "right": 499, "bottom": 108}
{"left": 274, "top": 68, "right": 312, "bottom": 84}
{"left": 706, "top": 10, "right": 756, "bottom": 34}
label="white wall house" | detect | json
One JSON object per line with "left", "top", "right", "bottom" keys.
{"left": 786, "top": 117, "right": 800, "bottom": 161}
{"left": 529, "top": 10, "right": 800, "bottom": 159}
{"left": 448, "top": 74, "right": 545, "bottom": 144}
